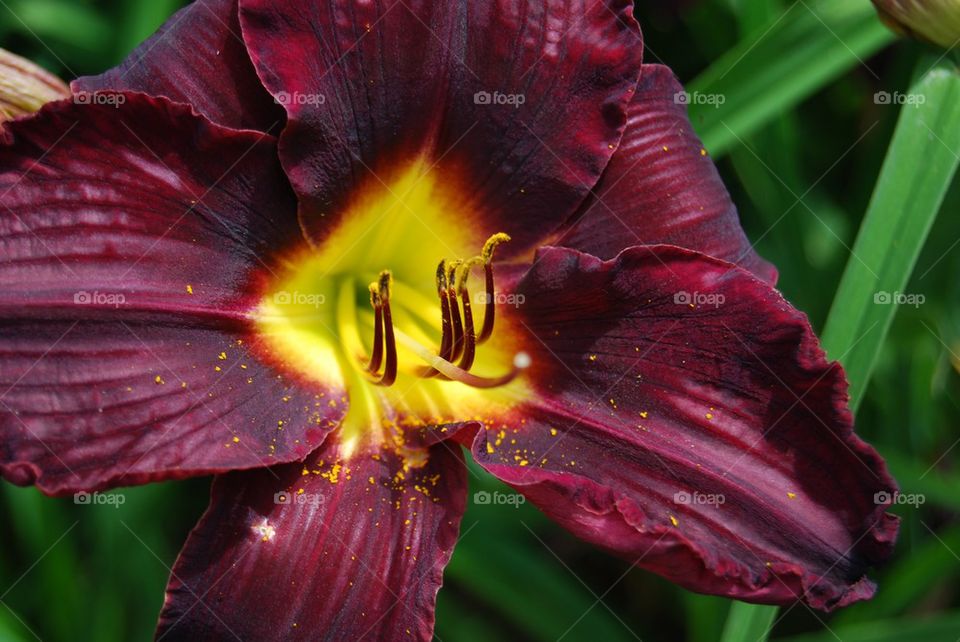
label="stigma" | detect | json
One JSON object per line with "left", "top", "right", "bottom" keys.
{"left": 361, "top": 233, "right": 528, "bottom": 389}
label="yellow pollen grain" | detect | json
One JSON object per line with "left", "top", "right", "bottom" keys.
{"left": 787, "top": 492, "right": 797, "bottom": 499}
{"left": 214, "top": 366, "right": 222, "bottom": 372}
{"left": 588, "top": 354, "right": 597, "bottom": 362}
{"left": 669, "top": 515, "right": 679, "bottom": 527}
{"left": 640, "top": 411, "right": 648, "bottom": 419}
{"left": 232, "top": 436, "right": 240, "bottom": 443}
{"left": 550, "top": 428, "right": 558, "bottom": 437}
{"left": 700, "top": 148, "right": 707, "bottom": 156}
{"left": 154, "top": 375, "right": 164, "bottom": 385}
{"left": 705, "top": 413, "right": 714, "bottom": 420}
{"left": 519, "top": 459, "right": 529, "bottom": 466}
{"left": 218, "top": 352, "right": 227, "bottom": 360}
{"left": 186, "top": 284, "right": 193, "bottom": 295}
{"left": 486, "top": 442, "right": 495, "bottom": 454}
{"left": 662, "top": 145, "right": 669, "bottom": 152}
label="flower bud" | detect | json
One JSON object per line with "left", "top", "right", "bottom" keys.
{"left": 0, "top": 48, "right": 69, "bottom": 123}
{"left": 872, "top": 0, "right": 960, "bottom": 48}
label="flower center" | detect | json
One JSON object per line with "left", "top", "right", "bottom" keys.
{"left": 252, "top": 159, "right": 529, "bottom": 456}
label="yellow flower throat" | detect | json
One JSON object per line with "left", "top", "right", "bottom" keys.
{"left": 253, "top": 160, "right": 529, "bottom": 457}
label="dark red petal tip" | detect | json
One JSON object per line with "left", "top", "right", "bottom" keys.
{"left": 156, "top": 439, "right": 467, "bottom": 641}
{"left": 475, "top": 245, "right": 897, "bottom": 610}
{"left": 73, "top": 0, "right": 283, "bottom": 132}
{"left": 558, "top": 64, "right": 777, "bottom": 283}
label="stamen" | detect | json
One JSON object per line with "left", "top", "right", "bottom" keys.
{"left": 395, "top": 326, "right": 528, "bottom": 389}
{"left": 446, "top": 260, "right": 464, "bottom": 362}
{"left": 477, "top": 233, "right": 511, "bottom": 344}
{"left": 365, "top": 283, "right": 383, "bottom": 374}
{"left": 456, "top": 258, "right": 483, "bottom": 372}
{"left": 420, "top": 260, "right": 451, "bottom": 379}
{"left": 365, "top": 270, "right": 397, "bottom": 387}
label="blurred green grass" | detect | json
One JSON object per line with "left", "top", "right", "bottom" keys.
{"left": 1, "top": 1, "right": 959, "bottom": 641}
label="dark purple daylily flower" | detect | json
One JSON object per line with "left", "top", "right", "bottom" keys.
{"left": 0, "top": 0, "right": 898, "bottom": 639}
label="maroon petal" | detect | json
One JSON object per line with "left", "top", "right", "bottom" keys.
{"left": 469, "top": 245, "right": 897, "bottom": 610}
{"left": 72, "top": 0, "right": 283, "bottom": 132}
{"left": 0, "top": 97, "right": 340, "bottom": 495}
{"left": 239, "top": 0, "right": 643, "bottom": 256}
{"left": 156, "top": 438, "right": 466, "bottom": 641}
{"left": 557, "top": 64, "right": 777, "bottom": 283}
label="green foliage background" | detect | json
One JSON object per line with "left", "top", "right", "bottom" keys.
{"left": 1, "top": 1, "right": 958, "bottom": 640}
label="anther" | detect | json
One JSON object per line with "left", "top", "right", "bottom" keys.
{"left": 477, "top": 233, "right": 510, "bottom": 344}
{"left": 365, "top": 270, "right": 397, "bottom": 386}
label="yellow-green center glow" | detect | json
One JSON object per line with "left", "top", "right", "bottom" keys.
{"left": 253, "top": 158, "right": 528, "bottom": 457}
